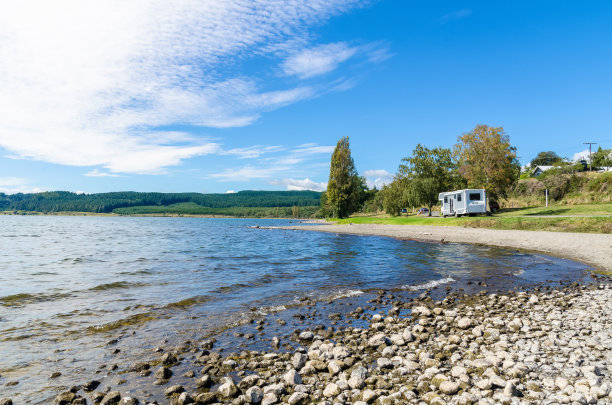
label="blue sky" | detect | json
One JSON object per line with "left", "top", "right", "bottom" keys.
{"left": 1, "top": 1, "right": 611, "bottom": 194}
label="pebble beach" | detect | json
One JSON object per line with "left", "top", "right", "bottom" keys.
{"left": 5, "top": 278, "right": 609, "bottom": 405}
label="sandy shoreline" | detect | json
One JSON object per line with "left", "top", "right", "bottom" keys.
{"left": 280, "top": 224, "right": 612, "bottom": 273}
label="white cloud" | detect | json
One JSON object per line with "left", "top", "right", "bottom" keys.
{"left": 364, "top": 169, "right": 393, "bottom": 189}
{"left": 0, "top": 177, "right": 44, "bottom": 194}
{"left": 282, "top": 42, "right": 359, "bottom": 79}
{"left": 84, "top": 169, "right": 121, "bottom": 178}
{"left": 291, "top": 144, "right": 335, "bottom": 155}
{"left": 209, "top": 142, "right": 334, "bottom": 183}
{"left": 0, "top": 0, "right": 365, "bottom": 174}
{"left": 272, "top": 178, "right": 327, "bottom": 192}
{"left": 210, "top": 166, "right": 289, "bottom": 182}
{"left": 225, "top": 190, "right": 237, "bottom": 194}
{"left": 223, "top": 145, "right": 285, "bottom": 159}
{"left": 572, "top": 149, "right": 591, "bottom": 162}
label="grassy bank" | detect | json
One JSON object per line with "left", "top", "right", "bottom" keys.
{"left": 335, "top": 203, "right": 612, "bottom": 233}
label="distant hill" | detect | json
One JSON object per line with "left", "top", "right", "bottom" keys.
{"left": 0, "top": 190, "right": 322, "bottom": 217}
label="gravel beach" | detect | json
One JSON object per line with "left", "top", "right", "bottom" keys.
{"left": 24, "top": 281, "right": 612, "bottom": 405}
{"left": 280, "top": 224, "right": 612, "bottom": 273}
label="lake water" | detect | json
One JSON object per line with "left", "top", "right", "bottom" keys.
{"left": 0, "top": 216, "right": 592, "bottom": 403}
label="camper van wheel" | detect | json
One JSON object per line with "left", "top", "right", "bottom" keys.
{"left": 443, "top": 215, "right": 447, "bottom": 218}
{"left": 454, "top": 212, "right": 459, "bottom": 218}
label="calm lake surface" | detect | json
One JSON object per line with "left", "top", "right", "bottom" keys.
{"left": 0, "top": 216, "right": 591, "bottom": 403}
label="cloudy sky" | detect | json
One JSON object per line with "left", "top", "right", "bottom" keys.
{"left": 1, "top": 1, "right": 611, "bottom": 194}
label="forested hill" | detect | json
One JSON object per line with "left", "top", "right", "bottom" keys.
{"left": 0, "top": 190, "right": 322, "bottom": 216}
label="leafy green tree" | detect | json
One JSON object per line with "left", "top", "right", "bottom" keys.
{"left": 397, "top": 144, "right": 459, "bottom": 216}
{"left": 325, "top": 136, "right": 364, "bottom": 218}
{"left": 592, "top": 146, "right": 612, "bottom": 168}
{"left": 530, "top": 151, "right": 562, "bottom": 167}
{"left": 453, "top": 124, "right": 520, "bottom": 203}
{"left": 380, "top": 179, "right": 406, "bottom": 216}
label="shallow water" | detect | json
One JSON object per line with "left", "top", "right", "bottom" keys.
{"left": 0, "top": 216, "right": 591, "bottom": 403}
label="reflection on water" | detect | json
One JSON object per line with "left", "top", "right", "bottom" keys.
{"left": 0, "top": 216, "right": 590, "bottom": 403}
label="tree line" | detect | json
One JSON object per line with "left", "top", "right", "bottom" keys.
{"left": 0, "top": 190, "right": 322, "bottom": 214}
{"left": 323, "top": 125, "right": 520, "bottom": 217}
{"left": 528, "top": 147, "right": 612, "bottom": 171}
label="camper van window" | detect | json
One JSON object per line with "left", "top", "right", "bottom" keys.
{"left": 444, "top": 197, "right": 447, "bottom": 203}
{"left": 457, "top": 194, "right": 462, "bottom": 202}
{"left": 469, "top": 193, "right": 481, "bottom": 201}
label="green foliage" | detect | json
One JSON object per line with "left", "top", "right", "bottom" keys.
{"left": 397, "top": 144, "right": 459, "bottom": 215}
{"left": 530, "top": 151, "right": 562, "bottom": 167}
{"left": 453, "top": 124, "right": 520, "bottom": 202}
{"left": 587, "top": 171, "right": 612, "bottom": 193}
{"left": 380, "top": 180, "right": 406, "bottom": 216}
{"left": 506, "top": 172, "right": 612, "bottom": 206}
{"left": 0, "top": 190, "right": 322, "bottom": 217}
{"left": 593, "top": 147, "right": 612, "bottom": 167}
{"left": 325, "top": 137, "right": 365, "bottom": 218}
{"left": 112, "top": 202, "right": 320, "bottom": 218}
{"left": 361, "top": 187, "right": 383, "bottom": 213}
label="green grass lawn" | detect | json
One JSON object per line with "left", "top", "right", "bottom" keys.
{"left": 495, "top": 203, "right": 612, "bottom": 217}
{"left": 335, "top": 203, "right": 612, "bottom": 233}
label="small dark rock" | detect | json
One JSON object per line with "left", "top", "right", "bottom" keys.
{"left": 154, "top": 366, "right": 173, "bottom": 380}
{"left": 160, "top": 353, "right": 177, "bottom": 365}
{"left": 50, "top": 371, "right": 62, "bottom": 378}
{"left": 164, "top": 385, "right": 184, "bottom": 396}
{"left": 195, "top": 392, "right": 216, "bottom": 404}
{"left": 91, "top": 392, "right": 106, "bottom": 403}
{"left": 100, "top": 391, "right": 121, "bottom": 405}
{"left": 83, "top": 380, "right": 101, "bottom": 392}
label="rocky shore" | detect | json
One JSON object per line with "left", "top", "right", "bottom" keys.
{"left": 5, "top": 280, "right": 611, "bottom": 405}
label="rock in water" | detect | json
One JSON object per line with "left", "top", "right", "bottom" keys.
{"left": 164, "top": 385, "right": 184, "bottom": 396}
{"left": 245, "top": 386, "right": 263, "bottom": 403}
{"left": 100, "top": 391, "right": 121, "bottom": 405}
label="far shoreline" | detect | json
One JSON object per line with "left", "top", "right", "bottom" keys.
{"left": 278, "top": 223, "right": 612, "bottom": 274}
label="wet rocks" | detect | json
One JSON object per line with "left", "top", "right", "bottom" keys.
{"left": 100, "top": 391, "right": 121, "bottom": 405}
{"left": 164, "top": 385, "right": 184, "bottom": 396}
{"left": 37, "top": 280, "right": 612, "bottom": 405}
{"left": 54, "top": 391, "right": 75, "bottom": 405}
{"left": 154, "top": 366, "right": 172, "bottom": 380}
{"left": 82, "top": 380, "right": 101, "bottom": 392}
{"left": 245, "top": 386, "right": 263, "bottom": 403}
{"left": 0, "top": 399, "right": 12, "bottom": 405}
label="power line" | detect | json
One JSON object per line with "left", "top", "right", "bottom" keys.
{"left": 583, "top": 142, "right": 597, "bottom": 171}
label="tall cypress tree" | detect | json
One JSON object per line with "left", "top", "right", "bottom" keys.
{"left": 326, "top": 136, "right": 362, "bottom": 218}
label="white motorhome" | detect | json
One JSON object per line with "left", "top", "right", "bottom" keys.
{"left": 438, "top": 189, "right": 487, "bottom": 217}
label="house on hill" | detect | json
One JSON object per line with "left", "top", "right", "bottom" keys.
{"left": 531, "top": 165, "right": 554, "bottom": 176}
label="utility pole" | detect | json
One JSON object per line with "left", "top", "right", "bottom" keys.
{"left": 583, "top": 142, "right": 597, "bottom": 171}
